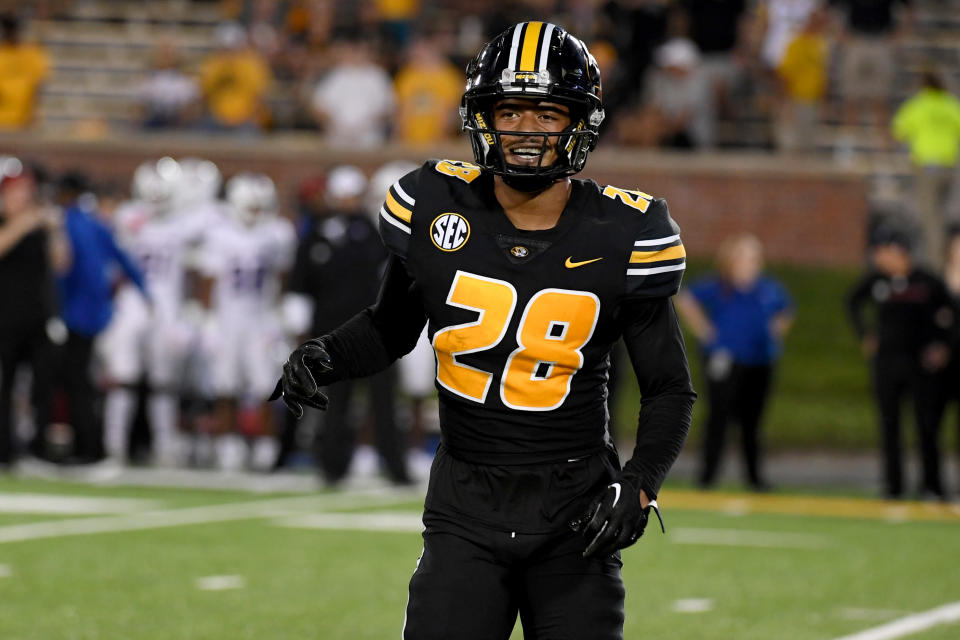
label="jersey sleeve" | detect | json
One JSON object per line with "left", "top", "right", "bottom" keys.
{"left": 377, "top": 165, "right": 423, "bottom": 260}
{"left": 623, "top": 198, "right": 686, "bottom": 300}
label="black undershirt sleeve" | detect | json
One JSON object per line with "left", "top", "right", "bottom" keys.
{"left": 616, "top": 297, "right": 697, "bottom": 501}
{"left": 318, "top": 255, "right": 427, "bottom": 382}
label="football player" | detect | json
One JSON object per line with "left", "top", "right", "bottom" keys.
{"left": 199, "top": 172, "right": 295, "bottom": 470}
{"left": 99, "top": 158, "right": 203, "bottom": 466}
{"left": 274, "top": 22, "right": 696, "bottom": 639}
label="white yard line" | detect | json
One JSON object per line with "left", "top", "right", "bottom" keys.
{"left": 672, "top": 598, "right": 714, "bottom": 613}
{"left": 832, "top": 601, "right": 960, "bottom": 640}
{"left": 274, "top": 511, "right": 424, "bottom": 533}
{"left": 670, "top": 527, "right": 831, "bottom": 549}
{"left": 0, "top": 563, "right": 10, "bottom": 577}
{"left": 0, "top": 493, "right": 160, "bottom": 514}
{"left": 195, "top": 575, "right": 245, "bottom": 591}
{"left": 12, "top": 459, "right": 425, "bottom": 494}
{"left": 0, "top": 491, "right": 416, "bottom": 545}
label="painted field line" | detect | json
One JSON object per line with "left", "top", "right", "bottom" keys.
{"left": 672, "top": 598, "right": 714, "bottom": 613}
{"left": 670, "top": 527, "right": 830, "bottom": 549}
{"left": 0, "top": 493, "right": 161, "bottom": 515}
{"left": 195, "top": 575, "right": 245, "bottom": 591}
{"left": 0, "top": 491, "right": 414, "bottom": 545}
{"left": 832, "top": 601, "right": 960, "bottom": 640}
{"left": 660, "top": 490, "right": 960, "bottom": 523}
{"left": 0, "top": 563, "right": 10, "bottom": 577}
{"left": 274, "top": 511, "right": 424, "bottom": 533}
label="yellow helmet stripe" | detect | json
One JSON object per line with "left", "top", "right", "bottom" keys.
{"left": 385, "top": 191, "right": 412, "bottom": 223}
{"left": 519, "top": 21, "right": 543, "bottom": 71}
{"left": 630, "top": 245, "right": 686, "bottom": 263}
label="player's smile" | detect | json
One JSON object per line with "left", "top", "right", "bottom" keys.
{"left": 494, "top": 98, "right": 571, "bottom": 168}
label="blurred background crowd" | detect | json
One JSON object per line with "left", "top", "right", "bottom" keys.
{"left": 0, "top": 0, "right": 953, "bottom": 154}
{"left": 2, "top": 0, "right": 960, "bottom": 500}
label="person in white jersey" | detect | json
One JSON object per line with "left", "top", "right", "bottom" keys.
{"left": 99, "top": 157, "right": 204, "bottom": 466}
{"left": 198, "top": 172, "right": 295, "bottom": 470}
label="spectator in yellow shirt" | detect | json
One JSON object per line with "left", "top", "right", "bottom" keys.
{"left": 394, "top": 34, "right": 462, "bottom": 145}
{"left": 199, "top": 22, "right": 272, "bottom": 132}
{"left": 892, "top": 70, "right": 960, "bottom": 268}
{"left": 0, "top": 14, "right": 50, "bottom": 129}
{"left": 775, "top": 8, "right": 828, "bottom": 153}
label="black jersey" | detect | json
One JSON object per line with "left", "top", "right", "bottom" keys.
{"left": 378, "top": 159, "right": 686, "bottom": 465}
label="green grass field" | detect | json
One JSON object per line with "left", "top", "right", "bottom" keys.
{"left": 1, "top": 474, "right": 959, "bottom": 640}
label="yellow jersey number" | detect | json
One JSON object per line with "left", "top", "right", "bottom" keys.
{"left": 602, "top": 186, "right": 653, "bottom": 213}
{"left": 433, "top": 271, "right": 600, "bottom": 411}
{"left": 435, "top": 160, "right": 482, "bottom": 183}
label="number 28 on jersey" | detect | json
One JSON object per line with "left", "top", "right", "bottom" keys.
{"left": 432, "top": 270, "right": 600, "bottom": 411}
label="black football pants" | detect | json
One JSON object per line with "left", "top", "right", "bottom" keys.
{"left": 402, "top": 520, "right": 625, "bottom": 640}
{"left": 54, "top": 331, "right": 101, "bottom": 460}
{"left": 0, "top": 324, "right": 54, "bottom": 465}
{"left": 871, "top": 354, "right": 943, "bottom": 498}
{"left": 699, "top": 361, "right": 773, "bottom": 488}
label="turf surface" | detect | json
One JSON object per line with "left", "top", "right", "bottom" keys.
{"left": 1, "top": 476, "right": 958, "bottom": 639}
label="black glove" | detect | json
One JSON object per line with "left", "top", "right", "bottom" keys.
{"left": 268, "top": 339, "right": 334, "bottom": 419}
{"left": 570, "top": 477, "right": 665, "bottom": 559}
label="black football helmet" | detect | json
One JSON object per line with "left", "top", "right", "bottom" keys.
{"left": 461, "top": 22, "right": 605, "bottom": 191}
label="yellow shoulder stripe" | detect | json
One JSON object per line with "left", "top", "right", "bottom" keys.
{"left": 385, "top": 191, "right": 412, "bottom": 224}
{"left": 630, "top": 245, "right": 686, "bottom": 263}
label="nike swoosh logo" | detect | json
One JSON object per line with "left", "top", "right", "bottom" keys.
{"left": 565, "top": 257, "right": 603, "bottom": 268}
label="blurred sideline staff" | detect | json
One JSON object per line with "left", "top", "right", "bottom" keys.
{"left": 0, "top": 160, "right": 70, "bottom": 468}
{"left": 936, "top": 232, "right": 960, "bottom": 473}
{"left": 846, "top": 227, "right": 952, "bottom": 500}
{"left": 53, "top": 172, "right": 148, "bottom": 463}
{"left": 677, "top": 233, "right": 793, "bottom": 491}
{"left": 285, "top": 165, "right": 410, "bottom": 485}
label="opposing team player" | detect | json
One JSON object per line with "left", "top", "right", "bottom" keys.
{"left": 274, "top": 23, "right": 695, "bottom": 638}
{"left": 99, "top": 158, "right": 204, "bottom": 466}
{"left": 200, "top": 172, "right": 295, "bottom": 470}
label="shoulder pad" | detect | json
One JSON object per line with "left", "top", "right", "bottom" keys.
{"left": 377, "top": 164, "right": 424, "bottom": 259}
{"left": 622, "top": 197, "right": 686, "bottom": 299}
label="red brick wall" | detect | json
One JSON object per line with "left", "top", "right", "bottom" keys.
{"left": 1, "top": 134, "right": 869, "bottom": 267}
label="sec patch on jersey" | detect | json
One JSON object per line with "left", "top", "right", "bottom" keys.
{"left": 431, "top": 213, "right": 470, "bottom": 252}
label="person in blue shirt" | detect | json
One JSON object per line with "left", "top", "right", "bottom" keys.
{"left": 676, "top": 233, "right": 793, "bottom": 490}
{"left": 54, "top": 173, "right": 149, "bottom": 463}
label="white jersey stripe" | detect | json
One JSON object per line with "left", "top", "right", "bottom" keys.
{"left": 380, "top": 206, "right": 411, "bottom": 234}
{"left": 392, "top": 181, "right": 416, "bottom": 207}
{"left": 634, "top": 234, "right": 680, "bottom": 247}
{"left": 627, "top": 263, "right": 686, "bottom": 276}
{"left": 538, "top": 24, "right": 555, "bottom": 71}
{"left": 508, "top": 24, "right": 523, "bottom": 69}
